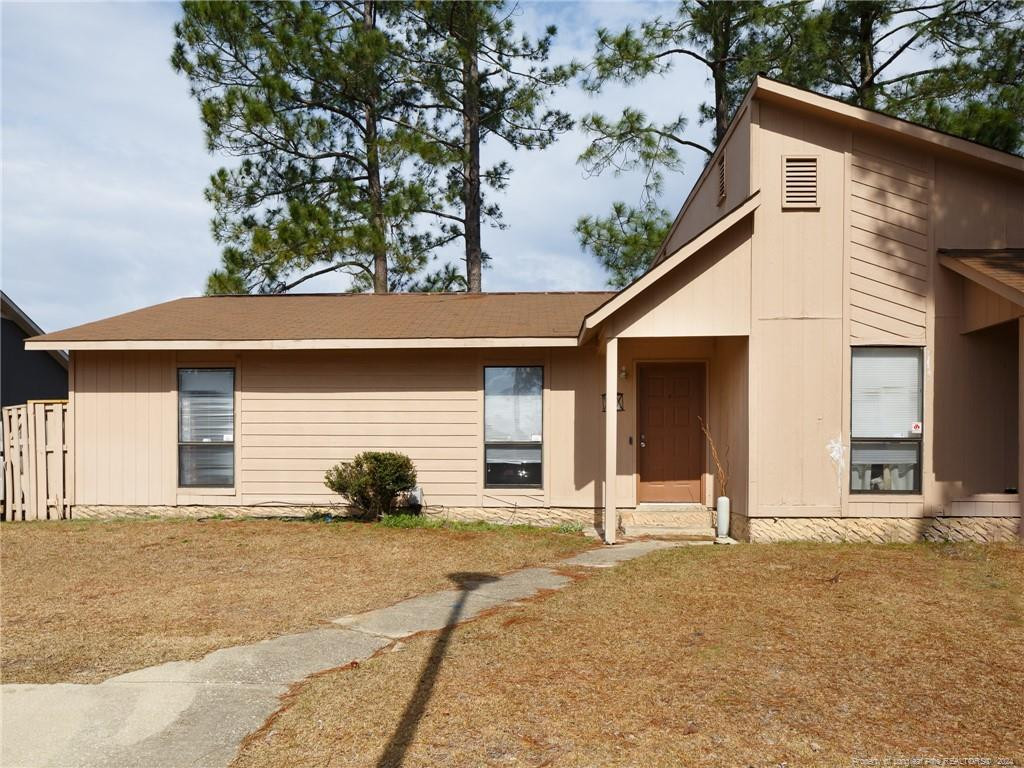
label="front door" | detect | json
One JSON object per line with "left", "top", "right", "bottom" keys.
{"left": 637, "top": 363, "right": 705, "bottom": 503}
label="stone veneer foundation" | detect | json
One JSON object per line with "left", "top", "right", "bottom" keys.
{"left": 744, "top": 516, "right": 1020, "bottom": 543}
{"left": 68, "top": 505, "right": 1020, "bottom": 543}
{"left": 69, "top": 504, "right": 600, "bottom": 528}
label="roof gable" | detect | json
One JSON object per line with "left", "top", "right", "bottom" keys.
{"left": 579, "top": 192, "right": 760, "bottom": 342}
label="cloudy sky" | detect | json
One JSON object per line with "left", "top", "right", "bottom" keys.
{"left": 2, "top": 1, "right": 712, "bottom": 332}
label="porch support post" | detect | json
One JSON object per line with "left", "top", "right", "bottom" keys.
{"left": 604, "top": 337, "right": 618, "bottom": 544}
{"left": 1019, "top": 318, "right": 1023, "bottom": 540}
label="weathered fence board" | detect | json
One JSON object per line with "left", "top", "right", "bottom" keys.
{"left": 2, "top": 401, "right": 72, "bottom": 521}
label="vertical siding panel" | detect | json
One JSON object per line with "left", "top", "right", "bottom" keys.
{"left": 114, "top": 352, "right": 126, "bottom": 504}
{"left": 146, "top": 353, "right": 160, "bottom": 504}
{"left": 166, "top": 353, "right": 177, "bottom": 501}
{"left": 124, "top": 351, "right": 137, "bottom": 503}
{"left": 96, "top": 353, "right": 110, "bottom": 504}
{"left": 66, "top": 354, "right": 76, "bottom": 512}
{"left": 751, "top": 103, "right": 846, "bottom": 517}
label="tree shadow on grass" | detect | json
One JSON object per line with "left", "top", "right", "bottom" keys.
{"left": 375, "top": 571, "right": 499, "bottom": 768}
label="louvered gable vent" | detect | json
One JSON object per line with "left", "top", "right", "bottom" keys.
{"left": 782, "top": 155, "right": 818, "bottom": 209}
{"left": 716, "top": 153, "right": 726, "bottom": 206}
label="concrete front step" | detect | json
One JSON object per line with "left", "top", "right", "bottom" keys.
{"left": 622, "top": 526, "right": 717, "bottom": 540}
{"left": 623, "top": 504, "right": 713, "bottom": 530}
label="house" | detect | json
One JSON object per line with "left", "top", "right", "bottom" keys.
{"left": 1, "top": 291, "right": 68, "bottom": 408}
{"left": 26, "top": 77, "right": 1024, "bottom": 543}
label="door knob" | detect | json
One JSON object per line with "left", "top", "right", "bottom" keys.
{"left": 639, "top": 433, "right": 646, "bottom": 448}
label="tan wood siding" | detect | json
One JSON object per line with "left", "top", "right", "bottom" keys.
{"left": 609, "top": 217, "right": 752, "bottom": 338}
{"left": 848, "top": 135, "right": 930, "bottom": 343}
{"left": 661, "top": 106, "right": 752, "bottom": 256}
{"left": 962, "top": 280, "right": 1023, "bottom": 333}
{"left": 709, "top": 336, "right": 748, "bottom": 518}
{"left": 546, "top": 347, "right": 604, "bottom": 509}
{"left": 73, "top": 351, "right": 175, "bottom": 506}
{"left": 238, "top": 350, "right": 481, "bottom": 507}
{"left": 748, "top": 103, "right": 846, "bottom": 518}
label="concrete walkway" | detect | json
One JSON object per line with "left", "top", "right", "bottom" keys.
{"left": 1, "top": 539, "right": 682, "bottom": 768}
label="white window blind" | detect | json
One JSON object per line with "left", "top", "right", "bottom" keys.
{"left": 484, "top": 367, "right": 542, "bottom": 443}
{"left": 851, "top": 348, "right": 922, "bottom": 438}
{"left": 179, "top": 368, "right": 234, "bottom": 487}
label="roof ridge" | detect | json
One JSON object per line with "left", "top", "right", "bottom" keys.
{"left": 197, "top": 290, "right": 617, "bottom": 299}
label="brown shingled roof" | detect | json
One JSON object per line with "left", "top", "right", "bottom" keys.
{"left": 938, "top": 249, "right": 1024, "bottom": 306}
{"left": 28, "top": 292, "right": 616, "bottom": 346}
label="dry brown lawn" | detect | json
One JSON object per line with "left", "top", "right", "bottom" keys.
{"left": 233, "top": 541, "right": 1024, "bottom": 768}
{"left": 0, "top": 519, "right": 592, "bottom": 684}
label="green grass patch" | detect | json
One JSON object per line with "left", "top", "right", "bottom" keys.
{"left": 375, "top": 513, "right": 584, "bottom": 537}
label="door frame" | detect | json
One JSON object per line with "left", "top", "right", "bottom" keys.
{"left": 633, "top": 359, "right": 710, "bottom": 505}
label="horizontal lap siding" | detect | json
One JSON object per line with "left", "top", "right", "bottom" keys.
{"left": 239, "top": 350, "right": 481, "bottom": 507}
{"left": 848, "top": 138, "right": 931, "bottom": 342}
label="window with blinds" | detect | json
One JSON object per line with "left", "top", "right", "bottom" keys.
{"left": 484, "top": 366, "right": 542, "bottom": 488}
{"left": 850, "top": 347, "right": 923, "bottom": 493}
{"left": 178, "top": 368, "right": 235, "bottom": 488}
{"left": 782, "top": 155, "right": 818, "bottom": 209}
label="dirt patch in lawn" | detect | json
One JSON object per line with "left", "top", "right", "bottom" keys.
{"left": 232, "top": 542, "right": 1024, "bottom": 768}
{"left": 0, "top": 519, "right": 591, "bottom": 684}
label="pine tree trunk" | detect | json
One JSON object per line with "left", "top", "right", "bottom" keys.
{"left": 856, "top": 7, "right": 877, "bottom": 110}
{"left": 461, "top": 10, "right": 483, "bottom": 293}
{"left": 711, "top": 5, "right": 733, "bottom": 145}
{"left": 364, "top": 0, "right": 388, "bottom": 293}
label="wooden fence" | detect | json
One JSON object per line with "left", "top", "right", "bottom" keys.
{"left": 2, "top": 400, "right": 72, "bottom": 521}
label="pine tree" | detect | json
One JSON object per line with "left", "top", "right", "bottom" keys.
{"left": 577, "top": 0, "right": 1023, "bottom": 288}
{"left": 173, "top": 1, "right": 447, "bottom": 294}
{"left": 576, "top": 1, "right": 808, "bottom": 287}
{"left": 400, "top": 1, "right": 575, "bottom": 292}
{"left": 796, "top": 0, "right": 1024, "bottom": 152}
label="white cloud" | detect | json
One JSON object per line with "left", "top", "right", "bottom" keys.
{"left": 1, "top": 0, "right": 713, "bottom": 332}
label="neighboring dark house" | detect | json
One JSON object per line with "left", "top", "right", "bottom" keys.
{"left": 1, "top": 291, "right": 68, "bottom": 407}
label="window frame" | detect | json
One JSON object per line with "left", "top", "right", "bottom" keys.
{"left": 849, "top": 346, "right": 924, "bottom": 495}
{"left": 177, "top": 367, "right": 236, "bottom": 489}
{"left": 483, "top": 365, "right": 544, "bottom": 490}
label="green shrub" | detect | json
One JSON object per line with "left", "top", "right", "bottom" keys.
{"left": 324, "top": 451, "right": 417, "bottom": 520}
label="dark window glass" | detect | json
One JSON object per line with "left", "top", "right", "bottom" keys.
{"left": 484, "top": 366, "right": 542, "bottom": 488}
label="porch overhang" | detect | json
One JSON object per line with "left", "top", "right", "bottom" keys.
{"left": 578, "top": 192, "right": 760, "bottom": 346}
{"left": 938, "top": 249, "right": 1024, "bottom": 308}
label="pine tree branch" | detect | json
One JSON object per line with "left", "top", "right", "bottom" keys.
{"left": 279, "top": 260, "right": 373, "bottom": 292}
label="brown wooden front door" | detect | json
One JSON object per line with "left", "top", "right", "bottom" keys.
{"left": 637, "top": 363, "right": 705, "bottom": 503}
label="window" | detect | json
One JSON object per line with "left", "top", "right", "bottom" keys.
{"left": 178, "top": 368, "right": 234, "bottom": 487}
{"left": 850, "top": 348, "right": 923, "bottom": 493}
{"left": 484, "top": 366, "right": 542, "bottom": 488}
{"left": 782, "top": 155, "right": 818, "bottom": 209}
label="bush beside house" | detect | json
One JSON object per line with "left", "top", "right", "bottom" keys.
{"left": 324, "top": 452, "right": 418, "bottom": 520}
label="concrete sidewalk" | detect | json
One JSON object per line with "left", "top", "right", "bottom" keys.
{"left": 1, "top": 539, "right": 682, "bottom": 768}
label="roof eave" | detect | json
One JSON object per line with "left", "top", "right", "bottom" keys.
{"left": 25, "top": 336, "right": 581, "bottom": 351}
{"left": 938, "top": 255, "right": 1024, "bottom": 307}
{"left": 753, "top": 76, "right": 1024, "bottom": 175}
